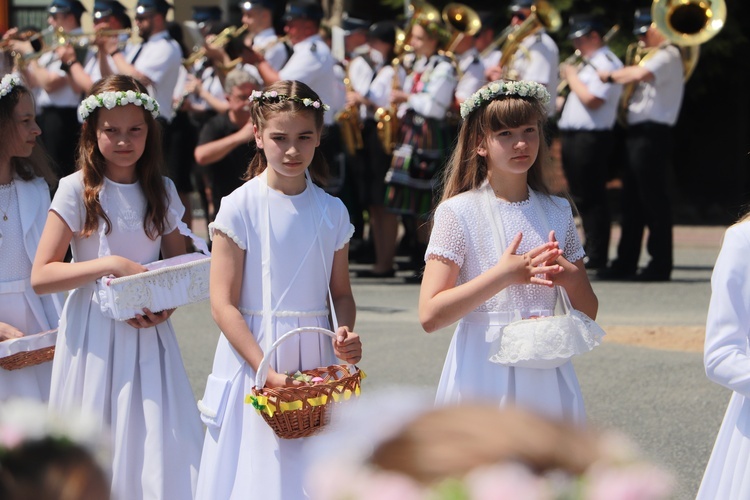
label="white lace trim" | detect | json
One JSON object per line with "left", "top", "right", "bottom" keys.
{"left": 426, "top": 189, "right": 585, "bottom": 313}
{"left": 336, "top": 224, "right": 355, "bottom": 252}
{"left": 208, "top": 222, "right": 246, "bottom": 250}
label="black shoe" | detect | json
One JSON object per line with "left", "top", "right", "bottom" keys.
{"left": 403, "top": 273, "right": 423, "bottom": 284}
{"left": 584, "top": 256, "right": 608, "bottom": 271}
{"left": 355, "top": 268, "right": 396, "bottom": 278}
{"left": 634, "top": 268, "right": 671, "bottom": 282}
{"left": 596, "top": 266, "right": 636, "bottom": 281}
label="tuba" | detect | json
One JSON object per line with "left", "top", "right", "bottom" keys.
{"left": 441, "top": 3, "right": 482, "bottom": 58}
{"left": 618, "top": 0, "right": 725, "bottom": 125}
{"left": 497, "top": 0, "right": 561, "bottom": 80}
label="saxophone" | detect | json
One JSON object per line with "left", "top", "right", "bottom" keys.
{"left": 373, "top": 57, "right": 401, "bottom": 156}
{"left": 336, "top": 69, "right": 364, "bottom": 156}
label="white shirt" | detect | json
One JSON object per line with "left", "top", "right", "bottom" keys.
{"left": 348, "top": 49, "right": 405, "bottom": 120}
{"left": 628, "top": 44, "right": 684, "bottom": 126}
{"left": 36, "top": 27, "right": 84, "bottom": 108}
{"left": 480, "top": 49, "right": 502, "bottom": 72}
{"left": 126, "top": 30, "right": 182, "bottom": 123}
{"left": 401, "top": 54, "right": 457, "bottom": 120}
{"left": 509, "top": 31, "right": 559, "bottom": 117}
{"left": 253, "top": 27, "right": 289, "bottom": 71}
{"left": 455, "top": 47, "right": 486, "bottom": 103}
{"left": 558, "top": 46, "right": 624, "bottom": 131}
{"left": 279, "top": 34, "right": 345, "bottom": 125}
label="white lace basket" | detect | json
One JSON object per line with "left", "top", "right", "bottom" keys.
{"left": 97, "top": 252, "right": 210, "bottom": 321}
{"left": 488, "top": 286, "right": 605, "bottom": 369}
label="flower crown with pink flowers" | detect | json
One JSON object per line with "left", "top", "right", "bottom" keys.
{"left": 249, "top": 89, "right": 330, "bottom": 111}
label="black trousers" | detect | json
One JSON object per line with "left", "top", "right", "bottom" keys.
{"left": 38, "top": 106, "right": 81, "bottom": 178}
{"left": 560, "top": 129, "right": 615, "bottom": 267}
{"left": 614, "top": 121, "right": 674, "bottom": 274}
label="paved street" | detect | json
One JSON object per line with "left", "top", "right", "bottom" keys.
{"left": 173, "top": 224, "right": 730, "bottom": 499}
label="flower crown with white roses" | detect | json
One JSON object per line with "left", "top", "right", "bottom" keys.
{"left": 0, "top": 74, "right": 21, "bottom": 101}
{"left": 460, "top": 80, "right": 551, "bottom": 120}
{"left": 77, "top": 90, "right": 160, "bottom": 122}
{"left": 249, "top": 90, "right": 330, "bottom": 111}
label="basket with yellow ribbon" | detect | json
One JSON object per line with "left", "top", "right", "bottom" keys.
{"left": 246, "top": 326, "right": 363, "bottom": 439}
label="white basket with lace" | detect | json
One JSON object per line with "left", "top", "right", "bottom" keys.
{"left": 96, "top": 211, "right": 211, "bottom": 321}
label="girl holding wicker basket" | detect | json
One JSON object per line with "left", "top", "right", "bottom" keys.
{"left": 0, "top": 74, "right": 63, "bottom": 402}
{"left": 30, "top": 75, "right": 203, "bottom": 500}
{"left": 419, "top": 80, "right": 599, "bottom": 424}
{"left": 194, "top": 80, "right": 362, "bottom": 500}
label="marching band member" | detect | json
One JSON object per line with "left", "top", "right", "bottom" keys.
{"left": 346, "top": 22, "right": 406, "bottom": 277}
{"left": 58, "top": 0, "right": 131, "bottom": 95}
{"left": 383, "top": 14, "right": 458, "bottom": 280}
{"left": 487, "top": 0, "right": 560, "bottom": 121}
{"left": 596, "top": 9, "right": 683, "bottom": 282}
{"left": 558, "top": 14, "right": 623, "bottom": 271}
{"left": 240, "top": 0, "right": 289, "bottom": 72}
{"left": 475, "top": 11, "right": 502, "bottom": 73}
{"left": 453, "top": 31, "right": 487, "bottom": 106}
{"left": 16, "top": 0, "right": 87, "bottom": 178}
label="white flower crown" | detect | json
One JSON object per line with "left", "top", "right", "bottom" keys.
{"left": 77, "top": 90, "right": 160, "bottom": 122}
{"left": 249, "top": 89, "right": 330, "bottom": 111}
{"left": 0, "top": 74, "right": 21, "bottom": 100}
{"left": 460, "top": 80, "right": 551, "bottom": 120}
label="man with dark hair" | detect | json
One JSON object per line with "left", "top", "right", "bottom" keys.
{"left": 558, "top": 14, "right": 623, "bottom": 271}
{"left": 240, "top": 0, "right": 289, "bottom": 72}
{"left": 596, "top": 9, "right": 684, "bottom": 281}
{"left": 17, "top": 0, "right": 87, "bottom": 177}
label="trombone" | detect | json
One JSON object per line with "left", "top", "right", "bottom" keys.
{"left": 557, "top": 24, "right": 620, "bottom": 94}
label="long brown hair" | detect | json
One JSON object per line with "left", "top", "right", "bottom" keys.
{"left": 77, "top": 75, "right": 167, "bottom": 239}
{"left": 439, "top": 85, "right": 552, "bottom": 204}
{"left": 0, "top": 82, "right": 57, "bottom": 188}
{"left": 243, "top": 80, "right": 328, "bottom": 185}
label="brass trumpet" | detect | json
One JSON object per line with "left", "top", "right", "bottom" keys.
{"left": 183, "top": 24, "right": 247, "bottom": 68}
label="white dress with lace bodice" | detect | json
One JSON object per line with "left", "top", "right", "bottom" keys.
{"left": 426, "top": 184, "right": 588, "bottom": 423}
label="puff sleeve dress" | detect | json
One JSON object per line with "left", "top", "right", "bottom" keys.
{"left": 427, "top": 183, "right": 588, "bottom": 424}
{"left": 195, "top": 173, "right": 354, "bottom": 500}
{"left": 47, "top": 171, "right": 203, "bottom": 500}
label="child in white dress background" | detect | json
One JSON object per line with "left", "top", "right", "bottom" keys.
{"left": 195, "top": 80, "right": 362, "bottom": 500}
{"left": 30, "top": 75, "right": 202, "bottom": 500}
{"left": 697, "top": 212, "right": 750, "bottom": 499}
{"left": 0, "top": 75, "right": 63, "bottom": 402}
{"left": 419, "top": 80, "right": 598, "bottom": 424}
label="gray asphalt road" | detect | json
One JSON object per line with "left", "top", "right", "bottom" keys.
{"left": 172, "top": 225, "right": 730, "bottom": 499}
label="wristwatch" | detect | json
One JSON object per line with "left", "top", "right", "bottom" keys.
{"left": 60, "top": 59, "right": 78, "bottom": 73}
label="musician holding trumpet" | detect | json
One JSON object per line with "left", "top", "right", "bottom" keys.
{"left": 595, "top": 9, "right": 684, "bottom": 282}
{"left": 558, "top": 14, "right": 623, "bottom": 272}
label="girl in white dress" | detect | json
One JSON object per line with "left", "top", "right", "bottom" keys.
{"left": 419, "top": 80, "right": 598, "bottom": 424}
{"left": 0, "top": 74, "right": 63, "bottom": 402}
{"left": 30, "top": 75, "right": 203, "bottom": 500}
{"left": 697, "top": 214, "right": 750, "bottom": 499}
{"left": 195, "top": 80, "right": 362, "bottom": 500}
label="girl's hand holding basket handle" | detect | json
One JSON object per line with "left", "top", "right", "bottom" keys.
{"left": 333, "top": 326, "right": 362, "bottom": 365}
{"left": 498, "top": 232, "right": 563, "bottom": 287}
{"left": 264, "top": 368, "right": 307, "bottom": 389}
{"left": 107, "top": 255, "right": 148, "bottom": 278}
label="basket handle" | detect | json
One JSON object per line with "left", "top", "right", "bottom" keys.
{"left": 255, "top": 326, "right": 350, "bottom": 389}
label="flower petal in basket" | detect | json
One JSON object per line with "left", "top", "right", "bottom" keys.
{"left": 0, "top": 329, "right": 57, "bottom": 371}
{"left": 97, "top": 252, "right": 211, "bottom": 321}
{"left": 248, "top": 327, "right": 363, "bottom": 439}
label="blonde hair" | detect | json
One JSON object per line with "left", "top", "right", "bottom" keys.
{"left": 439, "top": 89, "right": 551, "bottom": 203}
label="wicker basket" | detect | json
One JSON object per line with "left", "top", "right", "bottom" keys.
{"left": 249, "top": 327, "right": 362, "bottom": 439}
{"left": 0, "top": 329, "right": 57, "bottom": 371}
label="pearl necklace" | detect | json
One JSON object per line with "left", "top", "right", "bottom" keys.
{"left": 0, "top": 180, "right": 15, "bottom": 222}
